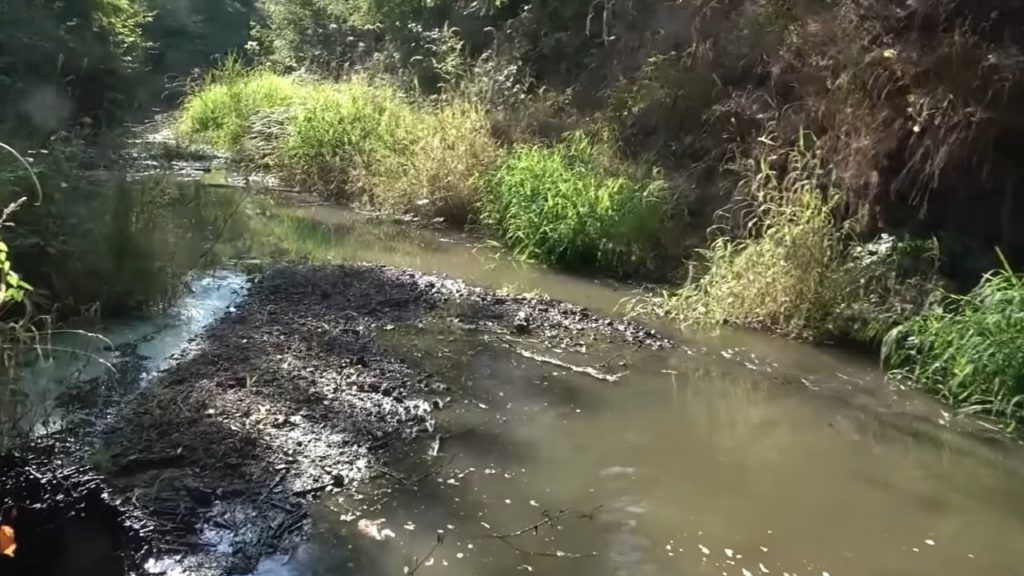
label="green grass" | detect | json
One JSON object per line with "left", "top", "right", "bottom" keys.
{"left": 480, "top": 131, "right": 668, "bottom": 277}
{"left": 267, "top": 78, "right": 415, "bottom": 196}
{"left": 178, "top": 69, "right": 498, "bottom": 223}
{"left": 177, "top": 69, "right": 299, "bottom": 150}
{"left": 883, "top": 254, "right": 1024, "bottom": 430}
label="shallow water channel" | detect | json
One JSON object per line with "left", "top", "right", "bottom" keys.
{"left": 24, "top": 190, "right": 1024, "bottom": 576}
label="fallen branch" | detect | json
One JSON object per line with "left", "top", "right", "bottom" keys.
{"left": 371, "top": 464, "right": 415, "bottom": 487}
{"left": 489, "top": 506, "right": 570, "bottom": 539}
{"left": 497, "top": 338, "right": 623, "bottom": 382}
{"left": 485, "top": 505, "right": 601, "bottom": 560}
{"left": 256, "top": 468, "right": 288, "bottom": 505}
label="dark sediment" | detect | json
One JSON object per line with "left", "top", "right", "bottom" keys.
{"left": 1, "top": 264, "right": 668, "bottom": 575}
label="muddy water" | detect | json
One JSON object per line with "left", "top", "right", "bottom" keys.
{"left": 17, "top": 191, "right": 1024, "bottom": 576}
{"left": 15, "top": 271, "right": 248, "bottom": 434}
{"left": 226, "top": 203, "right": 1024, "bottom": 576}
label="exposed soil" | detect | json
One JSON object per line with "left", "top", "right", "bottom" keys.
{"left": 1, "top": 264, "right": 668, "bottom": 575}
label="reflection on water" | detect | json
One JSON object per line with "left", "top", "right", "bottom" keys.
{"left": 15, "top": 271, "right": 247, "bottom": 433}
{"left": 236, "top": 201, "right": 1024, "bottom": 576}
{"left": 263, "top": 327, "right": 1024, "bottom": 576}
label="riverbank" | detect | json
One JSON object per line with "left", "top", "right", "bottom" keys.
{"left": 174, "top": 72, "right": 1024, "bottom": 432}
{"left": 1, "top": 262, "right": 665, "bottom": 575}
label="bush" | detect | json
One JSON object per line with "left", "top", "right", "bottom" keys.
{"left": 266, "top": 78, "right": 415, "bottom": 195}
{"left": 651, "top": 131, "right": 936, "bottom": 342}
{"left": 372, "top": 99, "right": 500, "bottom": 224}
{"left": 0, "top": 0, "right": 152, "bottom": 138}
{"left": 480, "top": 131, "right": 668, "bottom": 277}
{"left": 883, "top": 255, "right": 1024, "bottom": 430}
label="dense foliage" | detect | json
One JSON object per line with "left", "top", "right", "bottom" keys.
{"left": 651, "top": 132, "right": 938, "bottom": 342}
{"left": 178, "top": 67, "right": 498, "bottom": 223}
{"left": 482, "top": 132, "right": 668, "bottom": 276}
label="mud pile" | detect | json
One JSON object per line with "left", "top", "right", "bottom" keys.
{"left": 3, "top": 264, "right": 668, "bottom": 574}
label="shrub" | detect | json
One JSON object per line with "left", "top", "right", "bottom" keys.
{"left": 267, "top": 78, "right": 415, "bottom": 196}
{"left": 883, "top": 255, "right": 1024, "bottom": 430}
{"left": 657, "top": 132, "right": 845, "bottom": 339}
{"left": 0, "top": 0, "right": 152, "bottom": 137}
{"left": 480, "top": 131, "right": 668, "bottom": 277}
{"left": 651, "top": 131, "right": 936, "bottom": 342}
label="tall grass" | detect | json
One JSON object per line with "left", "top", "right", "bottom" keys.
{"left": 178, "top": 69, "right": 498, "bottom": 223}
{"left": 177, "top": 67, "right": 299, "bottom": 150}
{"left": 372, "top": 99, "right": 499, "bottom": 225}
{"left": 650, "top": 132, "right": 935, "bottom": 342}
{"left": 883, "top": 254, "right": 1024, "bottom": 429}
{"left": 267, "top": 78, "right": 415, "bottom": 196}
{"left": 653, "top": 132, "right": 848, "bottom": 339}
{"left": 480, "top": 131, "right": 668, "bottom": 277}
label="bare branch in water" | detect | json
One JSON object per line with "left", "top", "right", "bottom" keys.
{"left": 485, "top": 505, "right": 600, "bottom": 560}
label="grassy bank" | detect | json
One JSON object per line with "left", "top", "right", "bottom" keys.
{"left": 884, "top": 256, "right": 1024, "bottom": 429}
{"left": 167, "top": 0, "right": 1024, "bottom": 433}
{"left": 178, "top": 69, "right": 499, "bottom": 225}
{"left": 177, "top": 68, "right": 678, "bottom": 277}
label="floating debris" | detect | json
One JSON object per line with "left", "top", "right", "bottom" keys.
{"left": 357, "top": 518, "right": 396, "bottom": 541}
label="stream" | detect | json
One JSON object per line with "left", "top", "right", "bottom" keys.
{"left": 14, "top": 187, "right": 1024, "bottom": 576}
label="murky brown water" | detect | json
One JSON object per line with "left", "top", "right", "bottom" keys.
{"left": 235, "top": 202, "right": 1024, "bottom": 576}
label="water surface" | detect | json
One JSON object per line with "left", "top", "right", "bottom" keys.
{"left": 16, "top": 189, "right": 1024, "bottom": 576}
{"left": 235, "top": 201, "right": 1024, "bottom": 576}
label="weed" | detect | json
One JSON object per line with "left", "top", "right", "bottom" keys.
{"left": 480, "top": 131, "right": 668, "bottom": 277}
{"left": 267, "top": 78, "right": 415, "bottom": 197}
{"left": 650, "top": 131, "right": 935, "bottom": 342}
{"left": 883, "top": 252, "right": 1024, "bottom": 430}
{"left": 372, "top": 98, "right": 499, "bottom": 224}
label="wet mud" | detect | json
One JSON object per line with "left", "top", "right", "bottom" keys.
{"left": 0, "top": 447, "right": 151, "bottom": 576}
{"left": 1, "top": 264, "right": 667, "bottom": 575}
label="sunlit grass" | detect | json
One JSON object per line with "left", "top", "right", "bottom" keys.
{"left": 480, "top": 131, "right": 668, "bottom": 277}
{"left": 178, "top": 68, "right": 497, "bottom": 223}
{"left": 177, "top": 69, "right": 299, "bottom": 150}
{"left": 646, "top": 131, "right": 936, "bottom": 342}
